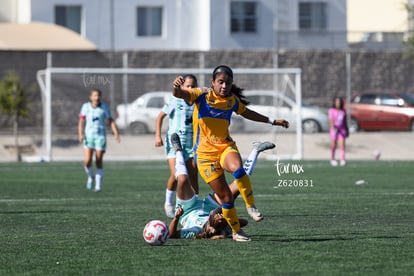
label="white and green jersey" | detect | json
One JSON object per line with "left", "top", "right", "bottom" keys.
{"left": 177, "top": 195, "right": 220, "bottom": 239}
{"left": 163, "top": 96, "right": 194, "bottom": 158}
{"left": 80, "top": 102, "right": 112, "bottom": 137}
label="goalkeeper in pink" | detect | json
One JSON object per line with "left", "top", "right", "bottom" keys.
{"left": 329, "top": 97, "right": 348, "bottom": 166}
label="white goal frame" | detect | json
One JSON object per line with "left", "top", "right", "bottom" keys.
{"left": 36, "top": 65, "right": 302, "bottom": 161}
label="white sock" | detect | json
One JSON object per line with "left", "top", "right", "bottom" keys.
{"left": 175, "top": 150, "right": 188, "bottom": 177}
{"left": 95, "top": 169, "right": 103, "bottom": 190}
{"left": 243, "top": 149, "right": 259, "bottom": 176}
{"left": 165, "top": 189, "right": 176, "bottom": 205}
{"left": 84, "top": 166, "right": 94, "bottom": 181}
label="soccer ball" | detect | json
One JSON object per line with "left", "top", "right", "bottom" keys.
{"left": 143, "top": 220, "right": 169, "bottom": 246}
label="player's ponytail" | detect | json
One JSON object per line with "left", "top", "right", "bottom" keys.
{"left": 231, "top": 85, "right": 250, "bottom": 105}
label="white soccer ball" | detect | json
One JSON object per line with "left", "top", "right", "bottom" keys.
{"left": 143, "top": 220, "right": 169, "bottom": 246}
{"left": 373, "top": 150, "right": 381, "bottom": 160}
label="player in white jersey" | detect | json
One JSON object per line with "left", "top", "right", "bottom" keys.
{"left": 168, "top": 133, "right": 275, "bottom": 240}
{"left": 155, "top": 75, "right": 199, "bottom": 218}
{"left": 78, "top": 88, "right": 120, "bottom": 192}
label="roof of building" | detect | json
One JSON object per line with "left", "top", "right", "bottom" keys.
{"left": 0, "top": 22, "right": 96, "bottom": 51}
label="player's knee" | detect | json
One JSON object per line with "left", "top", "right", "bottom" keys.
{"left": 216, "top": 190, "right": 233, "bottom": 204}
{"left": 233, "top": 167, "right": 246, "bottom": 179}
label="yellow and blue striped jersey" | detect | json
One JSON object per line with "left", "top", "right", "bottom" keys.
{"left": 188, "top": 87, "right": 246, "bottom": 156}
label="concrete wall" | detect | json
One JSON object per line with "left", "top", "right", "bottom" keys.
{"left": 1, "top": 49, "right": 414, "bottom": 133}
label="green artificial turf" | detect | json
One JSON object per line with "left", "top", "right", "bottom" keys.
{"left": 0, "top": 160, "right": 413, "bottom": 275}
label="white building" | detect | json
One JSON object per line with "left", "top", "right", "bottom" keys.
{"left": 347, "top": 0, "right": 410, "bottom": 46}
{"left": 2, "top": 0, "right": 348, "bottom": 51}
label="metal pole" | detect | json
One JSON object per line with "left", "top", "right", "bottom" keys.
{"left": 109, "top": 0, "right": 115, "bottom": 114}
{"left": 346, "top": 52, "right": 351, "bottom": 127}
{"left": 295, "top": 72, "right": 303, "bottom": 160}
{"left": 199, "top": 52, "right": 205, "bottom": 86}
{"left": 45, "top": 52, "right": 52, "bottom": 161}
{"left": 122, "top": 52, "right": 129, "bottom": 132}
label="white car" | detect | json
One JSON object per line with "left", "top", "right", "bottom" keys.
{"left": 230, "top": 90, "right": 329, "bottom": 133}
{"left": 115, "top": 91, "right": 171, "bottom": 134}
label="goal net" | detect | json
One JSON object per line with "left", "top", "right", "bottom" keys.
{"left": 36, "top": 65, "right": 302, "bottom": 161}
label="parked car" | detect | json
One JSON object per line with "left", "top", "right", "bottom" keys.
{"left": 230, "top": 90, "right": 329, "bottom": 133}
{"left": 350, "top": 91, "right": 414, "bottom": 132}
{"left": 115, "top": 92, "right": 171, "bottom": 134}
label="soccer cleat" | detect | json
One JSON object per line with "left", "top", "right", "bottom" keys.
{"left": 239, "top": 218, "right": 249, "bottom": 228}
{"left": 330, "top": 160, "right": 338, "bottom": 167}
{"left": 86, "top": 178, "right": 93, "bottom": 190}
{"left": 232, "top": 229, "right": 251, "bottom": 242}
{"left": 253, "top": 141, "right": 275, "bottom": 153}
{"left": 247, "top": 206, "right": 264, "bottom": 222}
{"left": 164, "top": 203, "right": 175, "bottom": 218}
{"left": 170, "top": 133, "right": 182, "bottom": 152}
{"left": 94, "top": 183, "right": 101, "bottom": 192}
{"left": 340, "top": 160, "right": 346, "bottom": 166}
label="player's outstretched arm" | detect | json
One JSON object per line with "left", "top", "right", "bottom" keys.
{"left": 168, "top": 206, "right": 183, "bottom": 239}
{"left": 241, "top": 108, "right": 289, "bottom": 128}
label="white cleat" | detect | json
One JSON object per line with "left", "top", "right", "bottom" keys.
{"left": 253, "top": 141, "right": 276, "bottom": 153}
{"left": 86, "top": 178, "right": 93, "bottom": 190}
{"left": 232, "top": 229, "right": 251, "bottom": 242}
{"left": 247, "top": 206, "right": 264, "bottom": 222}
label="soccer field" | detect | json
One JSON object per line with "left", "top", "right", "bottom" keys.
{"left": 1, "top": 160, "right": 413, "bottom": 275}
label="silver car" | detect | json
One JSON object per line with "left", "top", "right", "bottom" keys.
{"left": 115, "top": 91, "right": 171, "bottom": 134}
{"left": 230, "top": 90, "right": 329, "bottom": 133}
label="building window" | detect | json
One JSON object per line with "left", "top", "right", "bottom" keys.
{"left": 231, "top": 1, "right": 257, "bottom": 33}
{"left": 55, "top": 6, "right": 82, "bottom": 34}
{"left": 137, "top": 7, "right": 162, "bottom": 36}
{"left": 299, "top": 2, "right": 327, "bottom": 30}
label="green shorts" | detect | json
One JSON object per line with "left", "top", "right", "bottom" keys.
{"left": 84, "top": 135, "right": 107, "bottom": 151}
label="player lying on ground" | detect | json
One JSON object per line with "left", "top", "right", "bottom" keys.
{"left": 168, "top": 133, "right": 275, "bottom": 240}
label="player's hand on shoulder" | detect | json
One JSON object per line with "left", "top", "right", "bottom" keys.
{"left": 172, "top": 76, "right": 184, "bottom": 88}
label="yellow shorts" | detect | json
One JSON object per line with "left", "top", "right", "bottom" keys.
{"left": 196, "top": 145, "right": 239, "bottom": 183}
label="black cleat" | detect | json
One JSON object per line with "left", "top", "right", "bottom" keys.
{"left": 170, "top": 133, "right": 183, "bottom": 152}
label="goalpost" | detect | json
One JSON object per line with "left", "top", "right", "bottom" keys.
{"left": 36, "top": 62, "right": 302, "bottom": 161}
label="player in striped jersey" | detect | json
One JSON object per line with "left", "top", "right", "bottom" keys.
{"left": 168, "top": 133, "right": 273, "bottom": 240}
{"left": 78, "top": 88, "right": 120, "bottom": 192}
{"left": 172, "top": 65, "right": 289, "bottom": 241}
{"left": 155, "top": 75, "right": 199, "bottom": 218}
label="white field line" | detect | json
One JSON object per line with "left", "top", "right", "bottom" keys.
{"left": 0, "top": 198, "right": 100, "bottom": 203}
{"left": 1, "top": 192, "right": 412, "bottom": 203}
{"left": 259, "top": 192, "right": 414, "bottom": 196}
